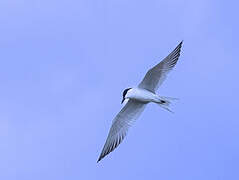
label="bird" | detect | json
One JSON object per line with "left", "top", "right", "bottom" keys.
{"left": 97, "top": 41, "right": 183, "bottom": 162}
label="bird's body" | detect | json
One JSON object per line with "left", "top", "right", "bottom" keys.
{"left": 98, "top": 41, "right": 183, "bottom": 162}
{"left": 125, "top": 87, "right": 161, "bottom": 103}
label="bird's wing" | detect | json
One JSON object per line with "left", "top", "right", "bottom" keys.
{"left": 138, "top": 41, "right": 183, "bottom": 92}
{"left": 97, "top": 100, "right": 146, "bottom": 162}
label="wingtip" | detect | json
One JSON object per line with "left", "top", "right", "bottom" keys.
{"left": 97, "top": 153, "right": 106, "bottom": 163}
{"left": 97, "top": 156, "right": 102, "bottom": 163}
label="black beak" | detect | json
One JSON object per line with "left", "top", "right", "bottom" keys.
{"left": 121, "top": 98, "right": 125, "bottom": 104}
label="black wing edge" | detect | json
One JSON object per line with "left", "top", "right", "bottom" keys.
{"left": 167, "top": 40, "right": 183, "bottom": 67}
{"left": 97, "top": 133, "right": 126, "bottom": 163}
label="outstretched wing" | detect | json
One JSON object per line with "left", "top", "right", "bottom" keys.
{"left": 138, "top": 41, "right": 183, "bottom": 92}
{"left": 97, "top": 100, "right": 146, "bottom": 162}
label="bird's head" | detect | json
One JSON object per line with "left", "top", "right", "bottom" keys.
{"left": 121, "top": 88, "right": 132, "bottom": 104}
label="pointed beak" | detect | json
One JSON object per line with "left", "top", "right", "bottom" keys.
{"left": 121, "top": 98, "right": 125, "bottom": 104}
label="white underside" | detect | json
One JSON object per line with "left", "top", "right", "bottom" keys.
{"left": 125, "top": 88, "right": 161, "bottom": 103}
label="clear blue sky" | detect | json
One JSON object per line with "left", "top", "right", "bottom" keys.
{"left": 0, "top": 0, "right": 238, "bottom": 179}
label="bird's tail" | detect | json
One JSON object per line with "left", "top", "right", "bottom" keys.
{"left": 156, "top": 96, "right": 179, "bottom": 113}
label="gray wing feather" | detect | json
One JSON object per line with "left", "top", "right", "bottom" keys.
{"left": 138, "top": 41, "right": 183, "bottom": 92}
{"left": 97, "top": 100, "right": 146, "bottom": 162}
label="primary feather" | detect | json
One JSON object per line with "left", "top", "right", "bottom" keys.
{"left": 97, "top": 100, "right": 146, "bottom": 162}
{"left": 138, "top": 41, "right": 183, "bottom": 92}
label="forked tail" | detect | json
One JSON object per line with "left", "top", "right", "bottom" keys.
{"left": 156, "top": 96, "right": 179, "bottom": 113}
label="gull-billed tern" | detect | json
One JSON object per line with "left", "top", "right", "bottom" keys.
{"left": 98, "top": 41, "right": 183, "bottom": 162}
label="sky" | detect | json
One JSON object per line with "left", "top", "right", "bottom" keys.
{"left": 0, "top": 0, "right": 238, "bottom": 179}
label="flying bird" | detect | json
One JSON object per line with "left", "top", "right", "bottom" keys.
{"left": 97, "top": 41, "right": 183, "bottom": 162}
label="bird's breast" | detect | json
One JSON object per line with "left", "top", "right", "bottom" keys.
{"left": 126, "top": 88, "right": 158, "bottom": 103}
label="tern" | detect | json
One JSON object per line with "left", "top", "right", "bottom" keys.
{"left": 97, "top": 41, "right": 183, "bottom": 162}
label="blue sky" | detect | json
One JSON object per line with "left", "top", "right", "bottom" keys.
{"left": 0, "top": 0, "right": 238, "bottom": 179}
